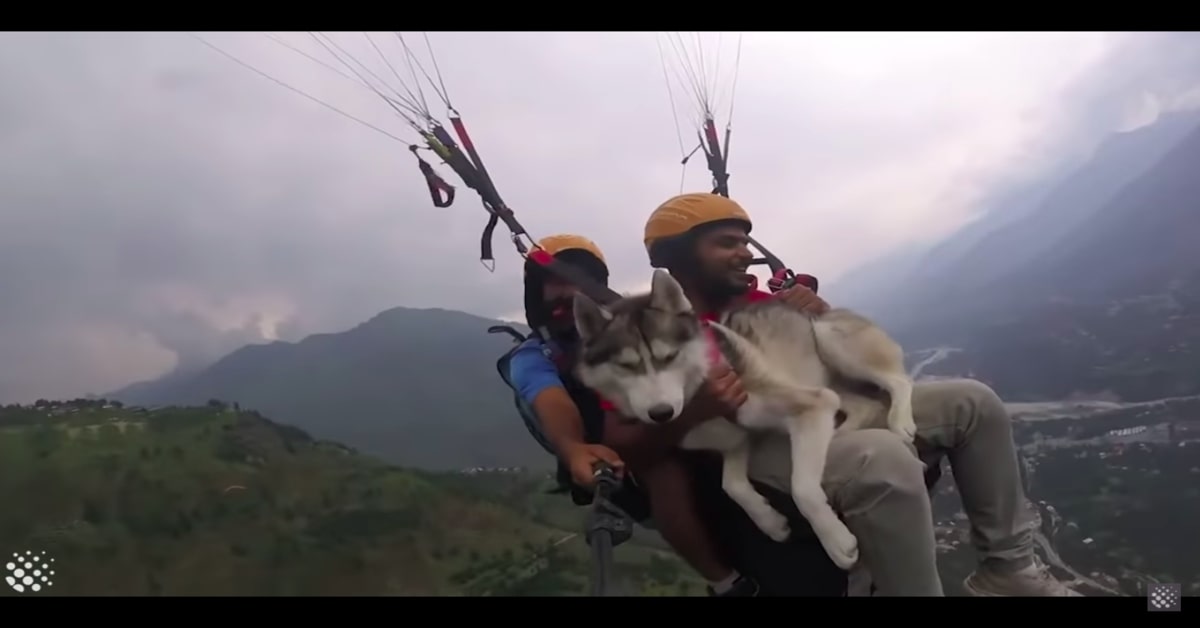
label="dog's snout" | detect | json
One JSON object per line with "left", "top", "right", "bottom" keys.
{"left": 647, "top": 404, "right": 676, "bottom": 424}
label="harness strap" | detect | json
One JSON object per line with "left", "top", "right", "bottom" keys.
{"left": 410, "top": 146, "right": 456, "bottom": 209}
{"left": 420, "top": 121, "right": 620, "bottom": 294}
{"left": 481, "top": 204, "right": 525, "bottom": 270}
{"left": 481, "top": 212, "right": 499, "bottom": 266}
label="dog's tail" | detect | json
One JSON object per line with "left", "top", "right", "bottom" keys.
{"left": 811, "top": 311, "right": 914, "bottom": 432}
{"left": 884, "top": 375, "right": 914, "bottom": 432}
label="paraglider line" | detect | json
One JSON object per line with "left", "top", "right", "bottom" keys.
{"left": 422, "top": 33, "right": 454, "bottom": 111}
{"left": 727, "top": 34, "right": 743, "bottom": 128}
{"left": 395, "top": 32, "right": 451, "bottom": 111}
{"left": 265, "top": 33, "right": 370, "bottom": 93}
{"left": 263, "top": 34, "right": 422, "bottom": 130}
{"left": 307, "top": 32, "right": 426, "bottom": 128}
{"left": 312, "top": 32, "right": 412, "bottom": 111}
{"left": 187, "top": 33, "right": 411, "bottom": 145}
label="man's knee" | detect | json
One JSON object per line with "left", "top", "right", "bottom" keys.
{"left": 945, "top": 377, "right": 1007, "bottom": 415}
{"left": 825, "top": 429, "right": 929, "bottom": 515}
{"left": 914, "top": 378, "right": 1011, "bottom": 436}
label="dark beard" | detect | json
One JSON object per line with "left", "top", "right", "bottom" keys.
{"left": 697, "top": 272, "right": 750, "bottom": 310}
{"left": 545, "top": 298, "right": 581, "bottom": 350}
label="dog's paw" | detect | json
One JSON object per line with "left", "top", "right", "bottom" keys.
{"left": 820, "top": 524, "right": 860, "bottom": 571}
{"left": 888, "top": 415, "right": 917, "bottom": 443}
{"left": 751, "top": 507, "right": 792, "bottom": 543}
{"left": 891, "top": 422, "right": 917, "bottom": 443}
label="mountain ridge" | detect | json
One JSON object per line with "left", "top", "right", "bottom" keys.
{"left": 108, "top": 306, "right": 542, "bottom": 471}
{"left": 837, "top": 110, "right": 1200, "bottom": 403}
{"left": 833, "top": 108, "right": 1200, "bottom": 332}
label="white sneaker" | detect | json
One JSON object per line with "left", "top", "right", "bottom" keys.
{"left": 963, "top": 556, "right": 1083, "bottom": 597}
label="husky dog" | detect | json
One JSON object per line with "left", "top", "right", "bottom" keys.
{"left": 572, "top": 269, "right": 916, "bottom": 571}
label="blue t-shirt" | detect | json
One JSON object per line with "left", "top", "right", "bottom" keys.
{"left": 508, "top": 338, "right": 565, "bottom": 405}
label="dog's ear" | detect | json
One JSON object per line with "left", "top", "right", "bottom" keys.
{"left": 573, "top": 291, "right": 612, "bottom": 341}
{"left": 649, "top": 268, "right": 692, "bottom": 314}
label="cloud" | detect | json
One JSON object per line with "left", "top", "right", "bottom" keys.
{"left": 0, "top": 31, "right": 1197, "bottom": 402}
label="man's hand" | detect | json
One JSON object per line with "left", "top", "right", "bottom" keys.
{"left": 776, "top": 284, "right": 830, "bottom": 315}
{"left": 561, "top": 442, "right": 626, "bottom": 488}
{"left": 686, "top": 361, "right": 748, "bottom": 421}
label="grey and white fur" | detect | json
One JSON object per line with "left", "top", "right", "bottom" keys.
{"left": 572, "top": 269, "right": 916, "bottom": 571}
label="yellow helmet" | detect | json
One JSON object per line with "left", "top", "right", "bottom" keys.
{"left": 535, "top": 233, "right": 606, "bottom": 264}
{"left": 643, "top": 193, "right": 752, "bottom": 267}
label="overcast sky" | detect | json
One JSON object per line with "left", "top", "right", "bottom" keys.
{"left": 0, "top": 31, "right": 1198, "bottom": 403}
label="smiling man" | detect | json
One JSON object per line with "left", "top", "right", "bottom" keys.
{"left": 598, "top": 192, "right": 1080, "bottom": 596}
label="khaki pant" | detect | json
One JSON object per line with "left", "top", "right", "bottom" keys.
{"left": 745, "top": 378, "right": 1037, "bottom": 596}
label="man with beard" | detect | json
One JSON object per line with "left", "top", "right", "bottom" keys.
{"left": 598, "top": 192, "right": 1080, "bottom": 597}
{"left": 507, "top": 234, "right": 629, "bottom": 492}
